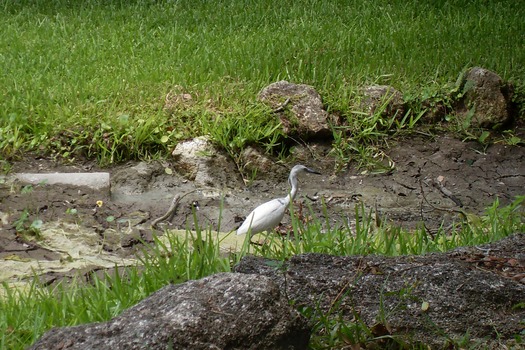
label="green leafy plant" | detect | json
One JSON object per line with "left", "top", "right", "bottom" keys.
{"left": 13, "top": 209, "right": 43, "bottom": 241}
{"left": 501, "top": 131, "right": 524, "bottom": 146}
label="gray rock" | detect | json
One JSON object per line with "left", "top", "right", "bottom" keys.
{"left": 30, "top": 273, "right": 310, "bottom": 350}
{"left": 359, "top": 84, "right": 405, "bottom": 119}
{"left": 171, "top": 136, "right": 243, "bottom": 188}
{"left": 456, "top": 67, "right": 514, "bottom": 128}
{"left": 258, "top": 80, "right": 332, "bottom": 140}
{"left": 234, "top": 234, "right": 525, "bottom": 348}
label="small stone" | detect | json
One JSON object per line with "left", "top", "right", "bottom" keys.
{"left": 455, "top": 67, "right": 514, "bottom": 128}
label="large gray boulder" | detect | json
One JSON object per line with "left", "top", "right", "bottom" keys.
{"left": 258, "top": 80, "right": 332, "bottom": 140}
{"left": 455, "top": 67, "right": 514, "bottom": 128}
{"left": 234, "top": 234, "right": 525, "bottom": 348}
{"left": 30, "top": 273, "right": 310, "bottom": 350}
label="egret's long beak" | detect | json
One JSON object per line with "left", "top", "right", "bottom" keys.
{"left": 305, "top": 167, "right": 321, "bottom": 175}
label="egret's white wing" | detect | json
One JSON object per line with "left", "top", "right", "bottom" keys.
{"left": 236, "top": 197, "right": 287, "bottom": 235}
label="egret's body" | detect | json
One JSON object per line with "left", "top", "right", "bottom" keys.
{"left": 236, "top": 165, "right": 320, "bottom": 236}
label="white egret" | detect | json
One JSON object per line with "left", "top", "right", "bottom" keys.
{"left": 236, "top": 164, "right": 321, "bottom": 236}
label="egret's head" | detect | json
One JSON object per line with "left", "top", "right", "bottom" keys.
{"left": 291, "top": 164, "right": 321, "bottom": 176}
{"left": 288, "top": 165, "right": 321, "bottom": 188}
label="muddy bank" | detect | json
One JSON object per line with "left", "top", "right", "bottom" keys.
{"left": 0, "top": 134, "right": 524, "bottom": 288}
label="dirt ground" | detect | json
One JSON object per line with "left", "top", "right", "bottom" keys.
{"left": 1, "top": 133, "right": 524, "bottom": 287}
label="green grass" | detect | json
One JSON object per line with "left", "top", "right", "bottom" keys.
{"left": 1, "top": 196, "right": 524, "bottom": 349}
{"left": 0, "top": 0, "right": 523, "bottom": 165}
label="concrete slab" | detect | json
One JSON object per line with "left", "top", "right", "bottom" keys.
{"left": 13, "top": 172, "right": 110, "bottom": 191}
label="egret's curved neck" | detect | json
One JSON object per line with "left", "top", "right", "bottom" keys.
{"left": 287, "top": 175, "right": 299, "bottom": 202}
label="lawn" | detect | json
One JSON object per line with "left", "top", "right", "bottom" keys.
{"left": 1, "top": 0, "right": 523, "bottom": 164}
